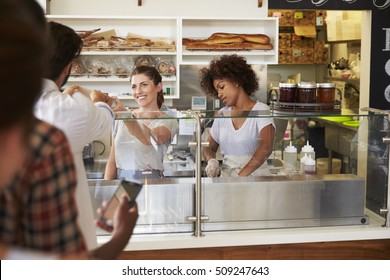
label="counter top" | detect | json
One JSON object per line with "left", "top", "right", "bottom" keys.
{"left": 97, "top": 213, "right": 390, "bottom": 251}
{"left": 85, "top": 155, "right": 196, "bottom": 179}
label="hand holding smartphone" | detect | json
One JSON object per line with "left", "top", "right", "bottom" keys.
{"left": 99, "top": 180, "right": 143, "bottom": 229}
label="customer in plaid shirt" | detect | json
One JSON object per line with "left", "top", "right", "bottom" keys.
{"left": 0, "top": 0, "right": 138, "bottom": 259}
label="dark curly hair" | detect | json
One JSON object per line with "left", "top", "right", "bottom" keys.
{"left": 199, "top": 54, "right": 259, "bottom": 98}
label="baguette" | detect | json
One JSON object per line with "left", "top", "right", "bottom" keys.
{"left": 209, "top": 32, "right": 271, "bottom": 45}
{"left": 242, "top": 34, "right": 270, "bottom": 45}
{"left": 186, "top": 41, "right": 273, "bottom": 50}
{"left": 199, "top": 36, "right": 245, "bottom": 45}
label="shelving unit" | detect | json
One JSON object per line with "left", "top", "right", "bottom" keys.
{"left": 47, "top": 16, "right": 278, "bottom": 101}
{"left": 180, "top": 17, "right": 278, "bottom": 65}
{"left": 46, "top": 15, "right": 180, "bottom": 100}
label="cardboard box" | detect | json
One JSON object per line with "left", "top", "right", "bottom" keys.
{"left": 314, "top": 41, "right": 329, "bottom": 64}
{"left": 278, "top": 48, "right": 292, "bottom": 64}
{"left": 294, "top": 11, "right": 316, "bottom": 27}
{"left": 316, "top": 10, "right": 327, "bottom": 26}
{"left": 291, "top": 33, "right": 315, "bottom": 48}
{"left": 268, "top": 10, "right": 294, "bottom": 27}
{"left": 291, "top": 48, "right": 314, "bottom": 64}
{"left": 279, "top": 32, "right": 292, "bottom": 49}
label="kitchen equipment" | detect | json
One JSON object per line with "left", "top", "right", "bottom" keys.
{"left": 83, "top": 143, "right": 95, "bottom": 165}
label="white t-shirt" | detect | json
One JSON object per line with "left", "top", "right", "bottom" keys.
{"left": 114, "top": 115, "right": 178, "bottom": 171}
{"left": 35, "top": 79, "right": 114, "bottom": 250}
{"left": 210, "top": 102, "right": 275, "bottom": 157}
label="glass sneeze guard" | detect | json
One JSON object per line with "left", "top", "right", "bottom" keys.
{"left": 88, "top": 108, "right": 389, "bottom": 237}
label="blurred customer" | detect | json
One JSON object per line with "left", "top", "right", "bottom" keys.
{"left": 200, "top": 54, "right": 275, "bottom": 177}
{"left": 34, "top": 21, "right": 123, "bottom": 249}
{"left": 0, "top": 0, "right": 138, "bottom": 259}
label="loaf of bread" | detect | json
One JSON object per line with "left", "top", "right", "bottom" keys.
{"left": 184, "top": 32, "right": 273, "bottom": 51}
{"left": 199, "top": 36, "right": 245, "bottom": 45}
{"left": 242, "top": 34, "right": 270, "bottom": 45}
{"left": 209, "top": 32, "right": 271, "bottom": 45}
{"left": 186, "top": 42, "right": 272, "bottom": 50}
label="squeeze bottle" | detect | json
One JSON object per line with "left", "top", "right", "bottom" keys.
{"left": 283, "top": 141, "right": 297, "bottom": 171}
{"left": 304, "top": 155, "right": 316, "bottom": 175}
{"left": 300, "top": 141, "right": 315, "bottom": 161}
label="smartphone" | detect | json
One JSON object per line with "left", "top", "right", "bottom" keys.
{"left": 99, "top": 180, "right": 143, "bottom": 227}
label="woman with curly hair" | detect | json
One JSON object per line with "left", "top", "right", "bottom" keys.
{"left": 200, "top": 54, "right": 275, "bottom": 177}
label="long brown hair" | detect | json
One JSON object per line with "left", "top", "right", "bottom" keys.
{"left": 130, "top": 66, "right": 164, "bottom": 109}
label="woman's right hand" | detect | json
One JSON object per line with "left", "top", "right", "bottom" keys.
{"left": 96, "top": 194, "right": 139, "bottom": 236}
{"left": 205, "top": 158, "right": 220, "bottom": 177}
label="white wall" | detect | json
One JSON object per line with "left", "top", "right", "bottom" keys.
{"left": 49, "top": 0, "right": 267, "bottom": 17}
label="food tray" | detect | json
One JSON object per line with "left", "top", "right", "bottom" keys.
{"left": 270, "top": 101, "right": 341, "bottom": 115}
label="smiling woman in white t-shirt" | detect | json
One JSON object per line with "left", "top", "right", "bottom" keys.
{"left": 200, "top": 54, "right": 275, "bottom": 177}
{"left": 104, "top": 66, "right": 178, "bottom": 181}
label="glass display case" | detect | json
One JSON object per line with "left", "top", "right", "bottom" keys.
{"left": 88, "top": 108, "right": 389, "bottom": 242}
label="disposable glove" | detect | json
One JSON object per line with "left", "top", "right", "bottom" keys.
{"left": 205, "top": 158, "right": 219, "bottom": 177}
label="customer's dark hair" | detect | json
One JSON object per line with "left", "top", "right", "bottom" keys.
{"left": 46, "top": 21, "right": 82, "bottom": 81}
{"left": 199, "top": 54, "right": 259, "bottom": 98}
{"left": 130, "top": 66, "right": 164, "bottom": 109}
{"left": 0, "top": 0, "right": 47, "bottom": 131}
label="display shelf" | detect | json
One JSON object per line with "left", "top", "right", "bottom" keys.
{"left": 180, "top": 17, "right": 279, "bottom": 65}
{"left": 46, "top": 15, "right": 180, "bottom": 99}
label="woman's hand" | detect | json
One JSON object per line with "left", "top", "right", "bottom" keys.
{"left": 96, "top": 194, "right": 139, "bottom": 235}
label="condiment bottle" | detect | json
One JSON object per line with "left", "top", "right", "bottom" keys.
{"left": 279, "top": 82, "right": 297, "bottom": 103}
{"left": 297, "top": 82, "right": 317, "bottom": 104}
{"left": 283, "top": 141, "right": 297, "bottom": 171}
{"left": 304, "top": 155, "right": 316, "bottom": 175}
{"left": 300, "top": 141, "right": 315, "bottom": 161}
{"left": 300, "top": 153, "right": 309, "bottom": 173}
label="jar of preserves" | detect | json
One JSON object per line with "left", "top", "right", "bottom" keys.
{"left": 279, "top": 82, "right": 297, "bottom": 103}
{"left": 317, "top": 82, "right": 336, "bottom": 104}
{"left": 297, "top": 82, "right": 316, "bottom": 103}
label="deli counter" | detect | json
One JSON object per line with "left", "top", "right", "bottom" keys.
{"left": 87, "top": 108, "right": 390, "bottom": 259}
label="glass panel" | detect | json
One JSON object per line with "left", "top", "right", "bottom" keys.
{"left": 88, "top": 109, "right": 389, "bottom": 237}
{"left": 88, "top": 111, "right": 197, "bottom": 235}
{"left": 200, "top": 110, "right": 389, "bottom": 231}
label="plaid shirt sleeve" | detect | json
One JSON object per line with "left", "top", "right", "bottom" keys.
{"left": 0, "top": 120, "right": 87, "bottom": 254}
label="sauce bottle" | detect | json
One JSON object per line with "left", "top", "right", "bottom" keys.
{"left": 300, "top": 141, "right": 315, "bottom": 161}
{"left": 283, "top": 141, "right": 297, "bottom": 171}
{"left": 304, "top": 155, "right": 316, "bottom": 175}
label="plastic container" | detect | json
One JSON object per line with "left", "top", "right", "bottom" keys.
{"left": 304, "top": 155, "right": 316, "bottom": 175}
{"left": 316, "top": 158, "right": 342, "bottom": 175}
{"left": 279, "top": 82, "right": 297, "bottom": 103}
{"left": 300, "top": 153, "right": 309, "bottom": 172}
{"left": 283, "top": 141, "right": 297, "bottom": 171}
{"left": 300, "top": 141, "right": 315, "bottom": 161}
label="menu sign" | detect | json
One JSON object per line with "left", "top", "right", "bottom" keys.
{"left": 269, "top": 0, "right": 390, "bottom": 110}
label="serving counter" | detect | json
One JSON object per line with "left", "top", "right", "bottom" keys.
{"left": 87, "top": 108, "right": 390, "bottom": 259}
